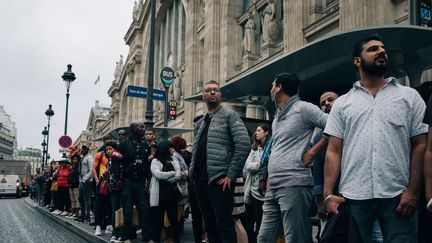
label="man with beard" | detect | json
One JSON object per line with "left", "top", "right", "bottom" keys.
{"left": 190, "top": 80, "right": 250, "bottom": 243}
{"left": 111, "top": 122, "right": 151, "bottom": 243}
{"left": 323, "top": 36, "right": 428, "bottom": 243}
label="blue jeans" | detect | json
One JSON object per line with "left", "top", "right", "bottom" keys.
{"left": 347, "top": 196, "right": 417, "bottom": 243}
{"left": 257, "top": 186, "right": 312, "bottom": 243}
{"left": 78, "top": 181, "right": 92, "bottom": 219}
{"left": 121, "top": 180, "right": 150, "bottom": 241}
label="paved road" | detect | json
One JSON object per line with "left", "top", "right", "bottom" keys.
{"left": 0, "top": 197, "right": 90, "bottom": 243}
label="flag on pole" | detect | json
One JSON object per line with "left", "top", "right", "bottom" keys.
{"left": 94, "top": 75, "right": 100, "bottom": 85}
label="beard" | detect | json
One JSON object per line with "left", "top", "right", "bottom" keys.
{"left": 360, "top": 55, "right": 388, "bottom": 77}
{"left": 206, "top": 99, "right": 220, "bottom": 110}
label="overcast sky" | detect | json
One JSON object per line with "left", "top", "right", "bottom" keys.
{"left": 0, "top": 0, "right": 134, "bottom": 160}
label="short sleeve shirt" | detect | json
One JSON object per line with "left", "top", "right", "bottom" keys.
{"left": 324, "top": 77, "right": 428, "bottom": 200}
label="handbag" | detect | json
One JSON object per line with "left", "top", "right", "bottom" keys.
{"left": 115, "top": 208, "right": 124, "bottom": 228}
{"left": 50, "top": 181, "right": 58, "bottom": 192}
{"left": 132, "top": 206, "right": 139, "bottom": 227}
{"left": 99, "top": 178, "right": 109, "bottom": 195}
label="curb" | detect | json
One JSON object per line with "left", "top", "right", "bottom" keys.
{"left": 24, "top": 198, "right": 108, "bottom": 243}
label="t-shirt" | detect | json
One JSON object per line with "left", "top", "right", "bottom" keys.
{"left": 194, "top": 114, "right": 211, "bottom": 182}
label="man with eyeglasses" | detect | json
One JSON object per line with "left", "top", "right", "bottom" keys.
{"left": 324, "top": 36, "right": 428, "bottom": 242}
{"left": 190, "top": 80, "right": 250, "bottom": 243}
{"left": 257, "top": 73, "right": 328, "bottom": 243}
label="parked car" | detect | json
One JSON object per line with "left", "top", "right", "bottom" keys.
{"left": 0, "top": 175, "right": 22, "bottom": 198}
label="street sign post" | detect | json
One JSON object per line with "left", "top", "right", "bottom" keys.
{"left": 58, "top": 135, "right": 72, "bottom": 149}
{"left": 160, "top": 67, "right": 176, "bottom": 127}
{"left": 168, "top": 100, "right": 177, "bottom": 120}
{"left": 127, "top": 85, "right": 165, "bottom": 100}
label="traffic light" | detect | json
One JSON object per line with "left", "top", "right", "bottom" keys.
{"left": 168, "top": 100, "right": 177, "bottom": 120}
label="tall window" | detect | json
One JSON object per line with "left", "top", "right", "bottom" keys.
{"left": 155, "top": 0, "right": 187, "bottom": 74}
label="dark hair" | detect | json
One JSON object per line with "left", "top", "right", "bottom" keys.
{"left": 81, "top": 144, "right": 89, "bottom": 151}
{"left": 172, "top": 136, "right": 187, "bottom": 153}
{"left": 274, "top": 73, "right": 300, "bottom": 96}
{"left": 204, "top": 80, "right": 220, "bottom": 87}
{"left": 104, "top": 141, "right": 118, "bottom": 150}
{"left": 352, "top": 35, "right": 385, "bottom": 58}
{"left": 251, "top": 124, "right": 272, "bottom": 150}
{"left": 155, "top": 140, "right": 174, "bottom": 164}
{"left": 103, "top": 136, "right": 112, "bottom": 142}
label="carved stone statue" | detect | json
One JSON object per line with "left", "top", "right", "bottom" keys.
{"left": 242, "top": 15, "right": 257, "bottom": 55}
{"left": 173, "top": 70, "right": 184, "bottom": 106}
{"left": 114, "top": 55, "right": 124, "bottom": 81}
{"left": 200, "top": 0, "right": 206, "bottom": 22}
{"left": 133, "top": 1, "right": 139, "bottom": 20}
{"left": 262, "top": 0, "right": 279, "bottom": 44}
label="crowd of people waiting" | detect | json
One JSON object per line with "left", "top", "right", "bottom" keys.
{"left": 30, "top": 35, "right": 432, "bottom": 243}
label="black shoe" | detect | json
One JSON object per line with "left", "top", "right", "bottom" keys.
{"left": 89, "top": 221, "right": 95, "bottom": 226}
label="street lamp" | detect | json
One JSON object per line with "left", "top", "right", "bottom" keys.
{"left": 41, "top": 138, "right": 47, "bottom": 171}
{"left": 61, "top": 64, "right": 76, "bottom": 135}
{"left": 44, "top": 104, "right": 54, "bottom": 166}
{"left": 144, "top": 0, "right": 156, "bottom": 129}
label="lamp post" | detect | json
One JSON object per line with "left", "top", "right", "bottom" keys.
{"left": 44, "top": 104, "right": 54, "bottom": 166}
{"left": 144, "top": 0, "right": 156, "bottom": 129}
{"left": 61, "top": 64, "right": 76, "bottom": 135}
{"left": 41, "top": 133, "right": 47, "bottom": 171}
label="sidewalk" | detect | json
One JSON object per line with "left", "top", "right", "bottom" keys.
{"left": 24, "top": 198, "right": 196, "bottom": 243}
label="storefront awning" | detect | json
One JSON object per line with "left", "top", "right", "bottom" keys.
{"left": 185, "top": 25, "right": 432, "bottom": 104}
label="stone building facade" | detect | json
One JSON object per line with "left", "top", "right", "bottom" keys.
{"left": 0, "top": 105, "right": 17, "bottom": 159}
{"left": 75, "top": 100, "right": 112, "bottom": 153}
{"left": 102, "top": 0, "right": 430, "bottom": 142}
{"left": 16, "top": 148, "right": 42, "bottom": 174}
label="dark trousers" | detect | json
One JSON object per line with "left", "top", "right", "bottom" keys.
{"left": 95, "top": 186, "right": 111, "bottom": 228}
{"left": 194, "top": 180, "right": 236, "bottom": 243}
{"left": 44, "top": 183, "right": 51, "bottom": 206}
{"left": 189, "top": 181, "right": 204, "bottom": 243}
{"left": 121, "top": 180, "right": 151, "bottom": 241}
{"left": 111, "top": 191, "right": 122, "bottom": 237}
{"left": 245, "top": 195, "right": 264, "bottom": 243}
{"left": 58, "top": 186, "right": 70, "bottom": 211}
{"left": 151, "top": 200, "right": 180, "bottom": 243}
{"left": 78, "top": 181, "right": 92, "bottom": 219}
{"left": 347, "top": 196, "right": 417, "bottom": 243}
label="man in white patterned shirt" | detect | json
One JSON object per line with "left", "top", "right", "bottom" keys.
{"left": 323, "top": 35, "right": 428, "bottom": 243}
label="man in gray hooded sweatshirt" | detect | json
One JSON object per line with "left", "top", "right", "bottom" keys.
{"left": 258, "top": 73, "right": 328, "bottom": 243}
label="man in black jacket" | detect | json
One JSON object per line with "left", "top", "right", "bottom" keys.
{"left": 112, "top": 122, "right": 151, "bottom": 243}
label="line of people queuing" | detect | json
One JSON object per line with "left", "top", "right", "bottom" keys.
{"left": 32, "top": 35, "right": 432, "bottom": 243}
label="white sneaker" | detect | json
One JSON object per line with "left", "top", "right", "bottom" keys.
{"left": 94, "top": 226, "right": 103, "bottom": 236}
{"left": 110, "top": 236, "right": 117, "bottom": 242}
{"left": 60, "top": 211, "right": 69, "bottom": 216}
{"left": 51, "top": 210, "right": 60, "bottom": 214}
{"left": 136, "top": 229, "right": 142, "bottom": 234}
{"left": 55, "top": 210, "right": 64, "bottom": 215}
{"left": 105, "top": 225, "right": 113, "bottom": 233}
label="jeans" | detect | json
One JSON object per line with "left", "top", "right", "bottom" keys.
{"left": 188, "top": 181, "right": 203, "bottom": 243}
{"left": 95, "top": 184, "right": 111, "bottom": 228}
{"left": 121, "top": 180, "right": 150, "bottom": 241}
{"left": 257, "top": 186, "right": 313, "bottom": 243}
{"left": 244, "top": 196, "right": 264, "bottom": 243}
{"left": 194, "top": 180, "right": 236, "bottom": 243}
{"left": 78, "top": 181, "right": 92, "bottom": 219}
{"left": 111, "top": 191, "right": 122, "bottom": 237}
{"left": 347, "top": 196, "right": 417, "bottom": 243}
{"left": 151, "top": 200, "right": 180, "bottom": 243}
{"left": 58, "top": 186, "right": 71, "bottom": 211}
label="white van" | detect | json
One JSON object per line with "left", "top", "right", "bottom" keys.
{"left": 0, "top": 175, "right": 21, "bottom": 198}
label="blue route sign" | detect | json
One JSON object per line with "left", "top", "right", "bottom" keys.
{"left": 127, "top": 85, "right": 165, "bottom": 101}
